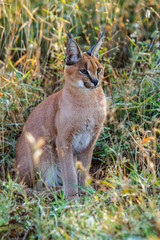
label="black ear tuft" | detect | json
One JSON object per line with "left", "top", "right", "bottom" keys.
{"left": 87, "top": 30, "right": 105, "bottom": 59}
{"left": 65, "top": 33, "right": 82, "bottom": 65}
{"left": 66, "top": 32, "right": 72, "bottom": 40}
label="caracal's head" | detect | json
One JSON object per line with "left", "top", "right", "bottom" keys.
{"left": 64, "top": 31, "right": 105, "bottom": 90}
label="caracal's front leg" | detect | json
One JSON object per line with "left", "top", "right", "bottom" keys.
{"left": 77, "top": 142, "right": 95, "bottom": 194}
{"left": 56, "top": 139, "right": 78, "bottom": 198}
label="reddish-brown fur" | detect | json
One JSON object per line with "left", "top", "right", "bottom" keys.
{"left": 16, "top": 35, "right": 107, "bottom": 198}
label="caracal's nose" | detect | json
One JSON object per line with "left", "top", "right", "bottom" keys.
{"left": 91, "top": 78, "right": 98, "bottom": 86}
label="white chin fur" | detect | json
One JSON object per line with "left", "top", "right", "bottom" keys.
{"left": 77, "top": 80, "right": 85, "bottom": 87}
{"left": 71, "top": 80, "right": 98, "bottom": 89}
{"left": 71, "top": 80, "right": 85, "bottom": 88}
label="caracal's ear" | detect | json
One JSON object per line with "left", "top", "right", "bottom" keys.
{"left": 65, "top": 33, "right": 82, "bottom": 65}
{"left": 87, "top": 30, "right": 105, "bottom": 59}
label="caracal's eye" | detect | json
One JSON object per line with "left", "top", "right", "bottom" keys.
{"left": 97, "top": 68, "right": 102, "bottom": 74}
{"left": 80, "top": 68, "right": 88, "bottom": 75}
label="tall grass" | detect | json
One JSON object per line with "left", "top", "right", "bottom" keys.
{"left": 0, "top": 0, "right": 160, "bottom": 239}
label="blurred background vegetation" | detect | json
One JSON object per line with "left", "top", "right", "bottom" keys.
{"left": 0, "top": 0, "right": 160, "bottom": 239}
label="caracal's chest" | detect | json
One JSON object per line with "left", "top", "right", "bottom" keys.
{"left": 72, "top": 118, "right": 95, "bottom": 153}
{"left": 61, "top": 87, "right": 106, "bottom": 153}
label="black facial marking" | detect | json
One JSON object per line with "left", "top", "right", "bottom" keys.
{"left": 84, "top": 82, "right": 91, "bottom": 88}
